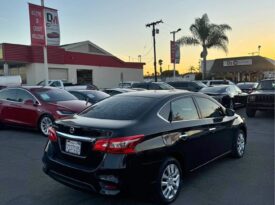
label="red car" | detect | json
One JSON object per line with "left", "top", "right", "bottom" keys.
{"left": 0, "top": 86, "right": 90, "bottom": 135}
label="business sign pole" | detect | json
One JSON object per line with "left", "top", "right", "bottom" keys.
{"left": 41, "top": 0, "right": 49, "bottom": 86}
{"left": 170, "top": 28, "right": 181, "bottom": 81}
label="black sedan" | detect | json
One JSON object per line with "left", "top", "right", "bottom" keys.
{"left": 69, "top": 90, "right": 110, "bottom": 104}
{"left": 43, "top": 90, "right": 247, "bottom": 204}
{"left": 200, "top": 85, "right": 248, "bottom": 109}
{"left": 167, "top": 81, "right": 207, "bottom": 92}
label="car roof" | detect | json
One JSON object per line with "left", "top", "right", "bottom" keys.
{"left": 22, "top": 86, "right": 60, "bottom": 92}
{"left": 115, "top": 89, "right": 191, "bottom": 99}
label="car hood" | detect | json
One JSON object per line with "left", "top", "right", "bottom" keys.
{"left": 48, "top": 100, "right": 91, "bottom": 113}
{"left": 251, "top": 90, "right": 275, "bottom": 95}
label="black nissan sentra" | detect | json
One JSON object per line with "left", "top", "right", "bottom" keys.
{"left": 43, "top": 90, "right": 247, "bottom": 204}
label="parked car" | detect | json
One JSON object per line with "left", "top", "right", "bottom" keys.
{"left": 201, "top": 80, "right": 234, "bottom": 86}
{"left": 236, "top": 82, "right": 258, "bottom": 94}
{"left": 103, "top": 88, "right": 136, "bottom": 96}
{"left": 37, "top": 80, "right": 98, "bottom": 91}
{"left": 0, "top": 87, "right": 90, "bottom": 135}
{"left": 69, "top": 90, "right": 110, "bottom": 104}
{"left": 43, "top": 90, "right": 247, "bottom": 204}
{"left": 200, "top": 85, "right": 248, "bottom": 109}
{"left": 246, "top": 79, "right": 275, "bottom": 117}
{"left": 131, "top": 82, "right": 175, "bottom": 90}
{"left": 0, "top": 75, "right": 22, "bottom": 87}
{"left": 167, "top": 81, "right": 207, "bottom": 92}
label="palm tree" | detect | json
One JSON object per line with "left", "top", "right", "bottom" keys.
{"left": 177, "top": 14, "right": 231, "bottom": 79}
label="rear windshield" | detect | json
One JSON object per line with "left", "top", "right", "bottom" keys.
{"left": 34, "top": 89, "right": 77, "bottom": 102}
{"left": 82, "top": 91, "right": 110, "bottom": 100}
{"left": 200, "top": 86, "right": 228, "bottom": 93}
{"left": 80, "top": 96, "right": 155, "bottom": 120}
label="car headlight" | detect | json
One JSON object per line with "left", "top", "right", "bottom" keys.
{"left": 248, "top": 95, "right": 256, "bottom": 102}
{"left": 56, "top": 110, "right": 75, "bottom": 115}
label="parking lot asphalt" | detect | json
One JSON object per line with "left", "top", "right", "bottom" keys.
{"left": 0, "top": 108, "right": 274, "bottom": 205}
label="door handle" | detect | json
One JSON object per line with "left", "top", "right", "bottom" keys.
{"left": 179, "top": 133, "right": 188, "bottom": 141}
{"left": 209, "top": 127, "right": 216, "bottom": 132}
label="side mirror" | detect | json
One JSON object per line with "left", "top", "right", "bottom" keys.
{"left": 225, "top": 108, "right": 235, "bottom": 116}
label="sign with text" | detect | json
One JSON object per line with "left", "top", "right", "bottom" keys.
{"left": 170, "top": 41, "right": 180, "bottom": 64}
{"left": 223, "top": 59, "right": 252, "bottom": 67}
{"left": 29, "top": 3, "right": 46, "bottom": 46}
{"left": 45, "top": 7, "right": 60, "bottom": 46}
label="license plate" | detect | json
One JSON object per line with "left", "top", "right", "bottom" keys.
{"left": 65, "top": 140, "right": 81, "bottom": 155}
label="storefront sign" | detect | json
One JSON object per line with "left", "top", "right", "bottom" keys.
{"left": 45, "top": 7, "right": 60, "bottom": 46}
{"left": 170, "top": 41, "right": 180, "bottom": 64}
{"left": 29, "top": 3, "right": 46, "bottom": 46}
{"left": 223, "top": 59, "right": 252, "bottom": 67}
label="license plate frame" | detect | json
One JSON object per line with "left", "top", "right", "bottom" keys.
{"left": 65, "top": 139, "right": 81, "bottom": 156}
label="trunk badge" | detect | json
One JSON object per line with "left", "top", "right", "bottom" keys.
{"left": 69, "top": 127, "right": 75, "bottom": 134}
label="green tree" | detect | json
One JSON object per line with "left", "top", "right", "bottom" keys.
{"left": 177, "top": 14, "right": 231, "bottom": 79}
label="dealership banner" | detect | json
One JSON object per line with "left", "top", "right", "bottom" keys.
{"left": 29, "top": 3, "right": 46, "bottom": 46}
{"left": 170, "top": 41, "right": 180, "bottom": 64}
{"left": 29, "top": 3, "right": 60, "bottom": 46}
{"left": 44, "top": 7, "right": 60, "bottom": 46}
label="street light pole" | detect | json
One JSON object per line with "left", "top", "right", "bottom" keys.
{"left": 170, "top": 28, "right": 181, "bottom": 81}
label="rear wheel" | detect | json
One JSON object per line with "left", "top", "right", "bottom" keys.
{"left": 39, "top": 115, "right": 53, "bottom": 136}
{"left": 246, "top": 108, "right": 256, "bottom": 117}
{"left": 153, "top": 157, "right": 182, "bottom": 204}
{"left": 232, "top": 130, "right": 246, "bottom": 158}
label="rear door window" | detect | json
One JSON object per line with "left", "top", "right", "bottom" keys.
{"left": 195, "top": 97, "right": 224, "bottom": 118}
{"left": 0, "top": 89, "right": 17, "bottom": 102}
{"left": 16, "top": 89, "right": 35, "bottom": 102}
{"left": 171, "top": 97, "right": 199, "bottom": 121}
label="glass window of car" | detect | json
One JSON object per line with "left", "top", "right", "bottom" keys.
{"left": 132, "top": 83, "right": 148, "bottom": 89}
{"left": 34, "top": 89, "right": 77, "bottom": 102}
{"left": 80, "top": 96, "right": 156, "bottom": 120}
{"left": 51, "top": 81, "right": 61, "bottom": 87}
{"left": 156, "top": 82, "right": 174, "bottom": 90}
{"left": 0, "top": 89, "right": 17, "bottom": 102}
{"left": 159, "top": 103, "right": 171, "bottom": 121}
{"left": 256, "top": 80, "right": 275, "bottom": 90}
{"left": 70, "top": 91, "right": 86, "bottom": 101}
{"left": 149, "top": 83, "right": 161, "bottom": 90}
{"left": 195, "top": 97, "right": 224, "bottom": 118}
{"left": 16, "top": 89, "right": 35, "bottom": 102}
{"left": 171, "top": 97, "right": 199, "bottom": 121}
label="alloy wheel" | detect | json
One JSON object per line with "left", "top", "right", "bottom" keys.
{"left": 40, "top": 116, "right": 53, "bottom": 136}
{"left": 237, "top": 132, "right": 245, "bottom": 156}
{"left": 161, "top": 163, "right": 180, "bottom": 200}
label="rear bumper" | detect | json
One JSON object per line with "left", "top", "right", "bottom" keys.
{"left": 42, "top": 141, "right": 159, "bottom": 195}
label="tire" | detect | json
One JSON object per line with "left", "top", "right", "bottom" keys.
{"left": 246, "top": 108, "right": 256, "bottom": 117}
{"left": 38, "top": 114, "right": 54, "bottom": 136}
{"left": 231, "top": 130, "right": 246, "bottom": 158}
{"left": 152, "top": 157, "right": 182, "bottom": 204}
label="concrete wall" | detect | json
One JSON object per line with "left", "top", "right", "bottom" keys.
{"left": 26, "top": 63, "right": 143, "bottom": 88}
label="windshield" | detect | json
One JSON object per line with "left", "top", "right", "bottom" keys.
{"left": 195, "top": 81, "right": 207, "bottom": 88}
{"left": 34, "top": 89, "right": 77, "bottom": 102}
{"left": 156, "top": 82, "right": 175, "bottom": 90}
{"left": 256, "top": 80, "right": 275, "bottom": 90}
{"left": 80, "top": 96, "right": 155, "bottom": 120}
{"left": 83, "top": 91, "right": 110, "bottom": 100}
{"left": 237, "top": 83, "right": 257, "bottom": 89}
{"left": 200, "top": 86, "right": 228, "bottom": 94}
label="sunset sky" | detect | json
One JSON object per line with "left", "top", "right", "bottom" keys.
{"left": 0, "top": 0, "right": 274, "bottom": 75}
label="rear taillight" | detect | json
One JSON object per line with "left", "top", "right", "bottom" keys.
{"left": 48, "top": 127, "right": 57, "bottom": 142}
{"left": 93, "top": 135, "right": 144, "bottom": 154}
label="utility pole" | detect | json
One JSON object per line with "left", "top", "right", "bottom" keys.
{"left": 170, "top": 28, "right": 181, "bottom": 81}
{"left": 146, "top": 20, "right": 163, "bottom": 82}
{"left": 41, "top": 0, "right": 49, "bottom": 86}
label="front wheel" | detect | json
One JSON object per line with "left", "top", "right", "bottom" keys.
{"left": 39, "top": 115, "right": 53, "bottom": 136}
{"left": 231, "top": 130, "right": 246, "bottom": 158}
{"left": 153, "top": 157, "right": 182, "bottom": 204}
